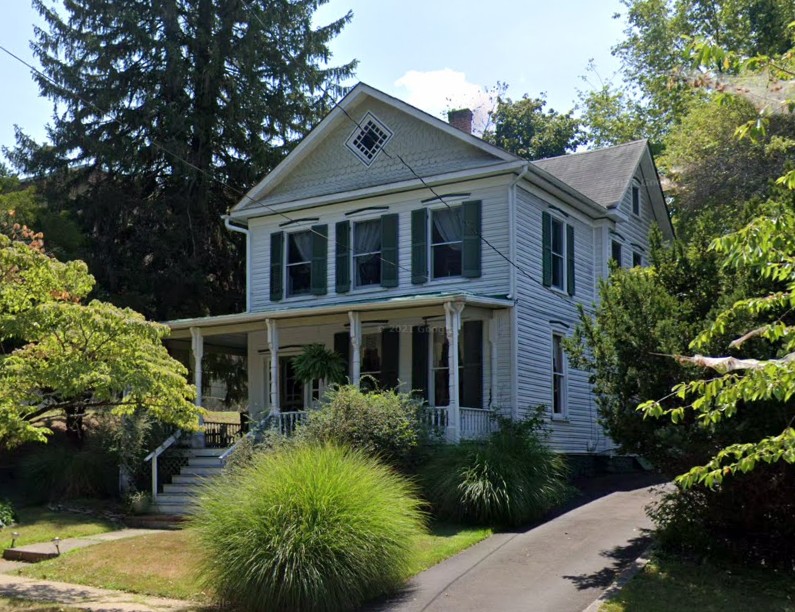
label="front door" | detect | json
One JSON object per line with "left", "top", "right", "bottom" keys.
{"left": 279, "top": 356, "right": 303, "bottom": 412}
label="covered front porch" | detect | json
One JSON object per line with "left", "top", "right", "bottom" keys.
{"left": 165, "top": 293, "right": 514, "bottom": 444}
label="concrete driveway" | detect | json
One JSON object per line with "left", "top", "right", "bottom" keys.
{"left": 370, "top": 473, "right": 662, "bottom": 612}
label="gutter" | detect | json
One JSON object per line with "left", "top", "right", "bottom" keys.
{"left": 223, "top": 215, "right": 251, "bottom": 312}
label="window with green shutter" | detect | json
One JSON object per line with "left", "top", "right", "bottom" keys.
{"left": 542, "top": 211, "right": 575, "bottom": 295}
{"left": 411, "top": 208, "right": 428, "bottom": 284}
{"left": 462, "top": 200, "right": 482, "bottom": 278}
{"left": 270, "top": 231, "right": 284, "bottom": 301}
{"left": 335, "top": 221, "right": 351, "bottom": 293}
{"left": 380, "top": 214, "right": 399, "bottom": 287}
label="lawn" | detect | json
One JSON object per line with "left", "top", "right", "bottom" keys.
{"left": 0, "top": 506, "right": 119, "bottom": 550}
{"left": 19, "top": 523, "right": 493, "bottom": 602}
{"left": 602, "top": 554, "right": 795, "bottom": 612}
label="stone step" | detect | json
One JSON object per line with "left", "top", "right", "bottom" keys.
{"left": 162, "top": 483, "right": 196, "bottom": 494}
{"left": 156, "top": 493, "right": 197, "bottom": 506}
{"left": 186, "top": 447, "right": 226, "bottom": 458}
{"left": 153, "top": 502, "right": 194, "bottom": 516}
{"left": 187, "top": 456, "right": 223, "bottom": 467}
{"left": 171, "top": 474, "right": 207, "bottom": 485}
{"left": 179, "top": 465, "right": 224, "bottom": 477}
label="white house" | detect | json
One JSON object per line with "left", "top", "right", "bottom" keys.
{"left": 151, "top": 83, "right": 673, "bottom": 510}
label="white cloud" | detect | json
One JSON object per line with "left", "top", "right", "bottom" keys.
{"left": 393, "top": 69, "right": 493, "bottom": 135}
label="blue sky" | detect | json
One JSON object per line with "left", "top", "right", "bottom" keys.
{"left": 0, "top": 0, "right": 626, "bottom": 157}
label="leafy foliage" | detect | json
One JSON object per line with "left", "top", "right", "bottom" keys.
{"left": 0, "top": 233, "right": 199, "bottom": 448}
{"left": 10, "top": 0, "right": 355, "bottom": 320}
{"left": 0, "top": 499, "right": 16, "bottom": 528}
{"left": 482, "top": 94, "right": 582, "bottom": 160}
{"left": 192, "top": 443, "right": 426, "bottom": 611}
{"left": 297, "top": 384, "right": 426, "bottom": 471}
{"left": 291, "top": 343, "right": 346, "bottom": 385}
{"left": 420, "top": 414, "right": 571, "bottom": 527}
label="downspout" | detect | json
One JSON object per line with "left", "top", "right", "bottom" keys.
{"left": 508, "top": 165, "right": 529, "bottom": 421}
{"left": 223, "top": 215, "right": 251, "bottom": 313}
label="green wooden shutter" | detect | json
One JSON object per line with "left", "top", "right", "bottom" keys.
{"left": 311, "top": 224, "right": 328, "bottom": 296}
{"left": 335, "top": 221, "right": 350, "bottom": 293}
{"left": 411, "top": 208, "right": 428, "bottom": 284}
{"left": 462, "top": 320, "right": 484, "bottom": 408}
{"left": 380, "top": 327, "right": 400, "bottom": 389}
{"left": 566, "top": 224, "right": 575, "bottom": 296}
{"left": 411, "top": 325, "right": 429, "bottom": 401}
{"left": 462, "top": 200, "right": 482, "bottom": 278}
{"left": 333, "top": 331, "right": 350, "bottom": 382}
{"left": 270, "top": 231, "right": 284, "bottom": 301}
{"left": 380, "top": 214, "right": 399, "bottom": 288}
{"left": 541, "top": 211, "right": 552, "bottom": 287}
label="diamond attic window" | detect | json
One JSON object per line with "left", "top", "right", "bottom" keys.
{"left": 346, "top": 113, "right": 393, "bottom": 166}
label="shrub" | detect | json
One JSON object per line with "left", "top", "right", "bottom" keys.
{"left": 420, "top": 413, "right": 571, "bottom": 527}
{"left": 297, "top": 384, "right": 426, "bottom": 471}
{"left": 19, "top": 440, "right": 117, "bottom": 502}
{"left": 193, "top": 443, "right": 426, "bottom": 611}
{"left": 0, "top": 499, "right": 16, "bottom": 527}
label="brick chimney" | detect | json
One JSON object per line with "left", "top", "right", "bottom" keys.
{"left": 448, "top": 108, "right": 473, "bottom": 134}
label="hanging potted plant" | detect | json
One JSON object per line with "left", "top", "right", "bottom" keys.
{"left": 291, "top": 344, "right": 347, "bottom": 402}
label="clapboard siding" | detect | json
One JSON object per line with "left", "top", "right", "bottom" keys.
{"left": 249, "top": 177, "right": 512, "bottom": 311}
{"left": 612, "top": 169, "right": 658, "bottom": 269}
{"left": 513, "top": 187, "right": 608, "bottom": 454}
{"left": 256, "top": 99, "right": 501, "bottom": 208}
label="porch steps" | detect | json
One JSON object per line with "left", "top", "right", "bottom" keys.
{"left": 153, "top": 447, "right": 225, "bottom": 515}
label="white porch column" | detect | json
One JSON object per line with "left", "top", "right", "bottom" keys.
{"left": 444, "top": 301, "right": 464, "bottom": 442}
{"left": 190, "top": 327, "right": 205, "bottom": 447}
{"left": 348, "top": 311, "right": 361, "bottom": 387}
{"left": 267, "top": 319, "right": 280, "bottom": 416}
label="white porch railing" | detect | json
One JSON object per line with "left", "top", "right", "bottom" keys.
{"left": 424, "top": 406, "right": 449, "bottom": 431}
{"left": 274, "top": 411, "right": 308, "bottom": 436}
{"left": 460, "top": 408, "right": 494, "bottom": 440}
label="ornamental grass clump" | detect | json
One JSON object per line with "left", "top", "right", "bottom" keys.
{"left": 420, "top": 413, "right": 572, "bottom": 527}
{"left": 192, "top": 443, "right": 426, "bottom": 611}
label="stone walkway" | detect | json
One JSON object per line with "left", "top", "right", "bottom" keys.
{"left": 3, "top": 529, "right": 166, "bottom": 562}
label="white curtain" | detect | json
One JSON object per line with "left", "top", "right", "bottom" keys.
{"left": 433, "top": 209, "right": 463, "bottom": 250}
{"left": 290, "top": 231, "right": 313, "bottom": 263}
{"left": 355, "top": 220, "right": 381, "bottom": 254}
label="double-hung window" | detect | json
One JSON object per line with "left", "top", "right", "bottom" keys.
{"left": 542, "top": 211, "right": 575, "bottom": 295}
{"left": 611, "top": 241, "right": 622, "bottom": 267}
{"left": 431, "top": 207, "right": 463, "bottom": 279}
{"left": 632, "top": 251, "right": 642, "bottom": 267}
{"left": 552, "top": 334, "right": 567, "bottom": 418}
{"left": 430, "top": 326, "right": 464, "bottom": 407}
{"left": 286, "top": 230, "right": 313, "bottom": 296}
{"left": 353, "top": 219, "right": 382, "bottom": 287}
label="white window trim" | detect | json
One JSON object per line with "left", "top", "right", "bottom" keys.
{"left": 631, "top": 181, "right": 641, "bottom": 217}
{"left": 551, "top": 332, "right": 568, "bottom": 421}
{"left": 284, "top": 230, "right": 313, "bottom": 298}
{"left": 547, "top": 212, "right": 569, "bottom": 294}
{"left": 345, "top": 112, "right": 393, "bottom": 167}
{"left": 428, "top": 204, "right": 464, "bottom": 281}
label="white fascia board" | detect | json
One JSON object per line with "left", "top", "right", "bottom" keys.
{"left": 165, "top": 294, "right": 515, "bottom": 337}
{"left": 228, "top": 160, "right": 526, "bottom": 221}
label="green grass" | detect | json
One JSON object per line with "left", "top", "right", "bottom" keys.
{"left": 19, "top": 523, "right": 492, "bottom": 603}
{"left": 0, "top": 506, "right": 119, "bottom": 550}
{"left": 203, "top": 411, "right": 240, "bottom": 424}
{"left": 602, "top": 554, "right": 795, "bottom": 612}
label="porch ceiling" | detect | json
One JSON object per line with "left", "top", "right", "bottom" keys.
{"left": 164, "top": 292, "right": 514, "bottom": 338}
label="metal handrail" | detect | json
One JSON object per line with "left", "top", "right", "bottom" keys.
{"left": 144, "top": 430, "right": 183, "bottom": 500}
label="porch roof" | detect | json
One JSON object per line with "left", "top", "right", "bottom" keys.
{"left": 165, "top": 292, "right": 513, "bottom": 335}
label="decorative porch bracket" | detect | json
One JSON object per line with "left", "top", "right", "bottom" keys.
{"left": 190, "top": 326, "right": 205, "bottom": 447}
{"left": 444, "top": 300, "right": 465, "bottom": 443}
{"left": 348, "top": 311, "right": 362, "bottom": 387}
{"left": 266, "top": 319, "right": 280, "bottom": 415}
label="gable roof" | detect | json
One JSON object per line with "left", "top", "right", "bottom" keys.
{"left": 231, "top": 83, "right": 519, "bottom": 216}
{"left": 533, "top": 140, "right": 648, "bottom": 209}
